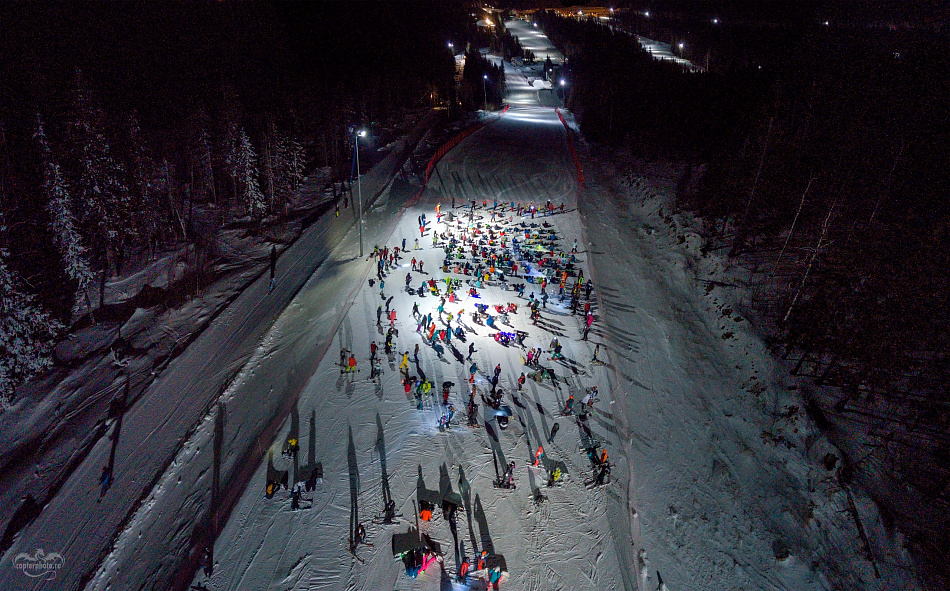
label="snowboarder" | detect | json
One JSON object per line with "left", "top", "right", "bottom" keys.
{"left": 517, "top": 372, "right": 526, "bottom": 391}
{"left": 347, "top": 355, "right": 357, "bottom": 373}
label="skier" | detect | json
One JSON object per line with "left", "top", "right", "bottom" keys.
{"left": 534, "top": 445, "right": 544, "bottom": 466}
{"left": 592, "top": 343, "right": 600, "bottom": 362}
{"left": 517, "top": 373, "right": 526, "bottom": 391}
{"left": 376, "top": 305, "right": 383, "bottom": 326}
{"left": 503, "top": 461, "right": 516, "bottom": 489}
{"left": 268, "top": 245, "right": 277, "bottom": 293}
{"left": 489, "top": 566, "right": 503, "bottom": 590}
{"left": 563, "top": 394, "right": 574, "bottom": 415}
{"left": 548, "top": 422, "right": 559, "bottom": 442}
{"left": 457, "top": 556, "right": 470, "bottom": 583}
{"left": 347, "top": 355, "right": 357, "bottom": 373}
{"left": 399, "top": 352, "right": 409, "bottom": 371}
{"left": 291, "top": 484, "right": 301, "bottom": 511}
{"left": 594, "top": 462, "right": 611, "bottom": 486}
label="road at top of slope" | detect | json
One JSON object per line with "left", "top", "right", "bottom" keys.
{"left": 575, "top": 143, "right": 920, "bottom": 590}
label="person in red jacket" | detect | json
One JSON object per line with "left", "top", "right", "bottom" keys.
{"left": 457, "top": 556, "right": 470, "bottom": 583}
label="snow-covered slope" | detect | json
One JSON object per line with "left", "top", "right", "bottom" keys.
{"left": 576, "top": 145, "right": 920, "bottom": 590}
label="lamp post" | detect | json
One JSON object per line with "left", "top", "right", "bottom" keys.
{"left": 482, "top": 74, "right": 488, "bottom": 111}
{"left": 354, "top": 129, "right": 366, "bottom": 257}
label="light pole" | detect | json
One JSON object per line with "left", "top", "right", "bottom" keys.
{"left": 482, "top": 74, "right": 488, "bottom": 110}
{"left": 354, "top": 129, "right": 366, "bottom": 257}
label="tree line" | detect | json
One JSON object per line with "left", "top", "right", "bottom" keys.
{"left": 536, "top": 10, "right": 950, "bottom": 584}
{"left": 0, "top": 2, "right": 469, "bottom": 399}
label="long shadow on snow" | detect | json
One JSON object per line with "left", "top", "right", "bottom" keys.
{"left": 376, "top": 414, "right": 393, "bottom": 515}
{"left": 347, "top": 425, "right": 359, "bottom": 551}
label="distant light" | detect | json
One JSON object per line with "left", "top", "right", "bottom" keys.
{"left": 610, "top": 7, "right": 614, "bottom": 12}
{"left": 823, "top": 20, "right": 830, "bottom": 26}
{"left": 644, "top": 11, "right": 650, "bottom": 17}
{"left": 448, "top": 42, "right": 454, "bottom": 48}
{"left": 358, "top": 130, "right": 367, "bottom": 137}
{"left": 712, "top": 18, "right": 719, "bottom": 24}
{"left": 533, "top": 22, "right": 538, "bottom": 27}
{"left": 678, "top": 42, "right": 685, "bottom": 49}
{"left": 483, "top": 74, "right": 488, "bottom": 79}
{"left": 560, "top": 79, "right": 566, "bottom": 86}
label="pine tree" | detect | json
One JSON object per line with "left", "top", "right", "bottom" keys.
{"left": 68, "top": 69, "right": 132, "bottom": 308}
{"left": 0, "top": 247, "right": 63, "bottom": 399}
{"left": 272, "top": 127, "right": 306, "bottom": 211}
{"left": 35, "top": 114, "right": 92, "bottom": 316}
{"left": 194, "top": 127, "right": 215, "bottom": 203}
{"left": 223, "top": 120, "right": 242, "bottom": 205}
{"left": 127, "top": 112, "right": 164, "bottom": 259}
{"left": 235, "top": 130, "right": 266, "bottom": 219}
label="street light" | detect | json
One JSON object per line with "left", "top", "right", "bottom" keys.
{"left": 482, "top": 74, "right": 488, "bottom": 110}
{"left": 447, "top": 42, "right": 454, "bottom": 50}
{"left": 354, "top": 129, "right": 367, "bottom": 257}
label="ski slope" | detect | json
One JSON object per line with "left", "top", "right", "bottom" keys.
{"left": 6, "top": 21, "right": 917, "bottom": 591}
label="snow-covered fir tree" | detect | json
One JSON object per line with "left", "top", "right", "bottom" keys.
{"left": 276, "top": 129, "right": 306, "bottom": 202}
{"left": 35, "top": 114, "right": 92, "bottom": 316}
{"left": 0, "top": 247, "right": 63, "bottom": 399}
{"left": 235, "top": 129, "right": 266, "bottom": 219}
{"left": 194, "top": 127, "right": 215, "bottom": 203}
{"left": 68, "top": 69, "right": 132, "bottom": 304}
{"left": 127, "top": 113, "right": 161, "bottom": 257}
